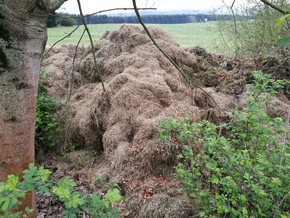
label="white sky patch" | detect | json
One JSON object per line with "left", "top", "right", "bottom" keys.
{"left": 59, "top": 0, "right": 244, "bottom": 15}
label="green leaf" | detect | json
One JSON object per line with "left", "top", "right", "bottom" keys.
{"left": 0, "top": 182, "right": 5, "bottom": 193}
{"left": 210, "top": 176, "right": 219, "bottom": 184}
{"left": 277, "top": 36, "right": 290, "bottom": 47}
{"left": 29, "top": 163, "right": 34, "bottom": 169}
{"left": 199, "top": 211, "right": 206, "bottom": 217}
{"left": 11, "top": 197, "right": 18, "bottom": 205}
{"left": 2, "top": 199, "right": 10, "bottom": 211}
{"left": 243, "top": 172, "right": 253, "bottom": 181}
{"left": 6, "top": 175, "right": 19, "bottom": 190}
{"left": 271, "top": 177, "right": 282, "bottom": 188}
{"left": 238, "top": 194, "right": 247, "bottom": 203}
{"left": 53, "top": 186, "right": 70, "bottom": 200}
{"left": 242, "top": 207, "right": 248, "bottom": 215}
{"left": 66, "top": 194, "right": 85, "bottom": 209}
{"left": 275, "top": 14, "right": 290, "bottom": 26}
{"left": 104, "top": 188, "right": 123, "bottom": 204}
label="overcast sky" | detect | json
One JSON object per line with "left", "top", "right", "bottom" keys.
{"left": 60, "top": 0, "right": 239, "bottom": 14}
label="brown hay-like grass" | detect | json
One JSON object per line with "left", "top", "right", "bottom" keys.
{"left": 42, "top": 24, "right": 290, "bottom": 217}
{"left": 138, "top": 194, "right": 192, "bottom": 218}
{"left": 42, "top": 24, "right": 236, "bottom": 216}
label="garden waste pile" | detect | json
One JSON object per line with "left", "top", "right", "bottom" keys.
{"left": 40, "top": 24, "right": 290, "bottom": 217}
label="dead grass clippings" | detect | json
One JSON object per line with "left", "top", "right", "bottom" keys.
{"left": 41, "top": 24, "right": 290, "bottom": 217}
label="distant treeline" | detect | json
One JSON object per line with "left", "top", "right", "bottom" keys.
{"left": 81, "top": 14, "right": 234, "bottom": 24}
{"left": 48, "top": 13, "right": 239, "bottom": 27}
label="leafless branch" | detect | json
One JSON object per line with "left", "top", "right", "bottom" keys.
{"left": 43, "top": 7, "right": 155, "bottom": 58}
{"left": 228, "top": 0, "right": 239, "bottom": 57}
{"left": 260, "top": 0, "right": 290, "bottom": 14}
{"left": 83, "top": 7, "right": 156, "bottom": 17}
{"left": 63, "top": 28, "right": 86, "bottom": 149}
{"left": 66, "top": 29, "right": 86, "bottom": 105}
{"left": 77, "top": 0, "right": 105, "bottom": 92}
{"left": 132, "top": 0, "right": 220, "bottom": 110}
{"left": 230, "top": 0, "right": 236, "bottom": 9}
{"left": 43, "top": 25, "right": 80, "bottom": 58}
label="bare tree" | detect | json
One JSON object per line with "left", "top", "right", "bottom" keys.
{"left": 0, "top": 0, "right": 67, "bottom": 215}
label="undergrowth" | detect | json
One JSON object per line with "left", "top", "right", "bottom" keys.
{"left": 159, "top": 71, "right": 290, "bottom": 217}
{"left": 0, "top": 164, "right": 122, "bottom": 218}
{"left": 35, "top": 69, "right": 61, "bottom": 149}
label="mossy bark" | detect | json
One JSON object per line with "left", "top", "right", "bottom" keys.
{"left": 0, "top": 1, "right": 66, "bottom": 217}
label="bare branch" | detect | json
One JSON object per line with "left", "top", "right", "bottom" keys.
{"left": 83, "top": 7, "right": 156, "bottom": 17}
{"left": 44, "top": 7, "right": 155, "bottom": 56}
{"left": 228, "top": 0, "right": 239, "bottom": 57}
{"left": 132, "top": 0, "right": 220, "bottom": 110}
{"left": 230, "top": 0, "right": 236, "bottom": 9}
{"left": 76, "top": 0, "right": 105, "bottom": 92}
{"left": 66, "top": 29, "right": 86, "bottom": 105}
{"left": 63, "top": 29, "right": 86, "bottom": 150}
{"left": 260, "top": 0, "right": 290, "bottom": 14}
{"left": 43, "top": 25, "right": 80, "bottom": 58}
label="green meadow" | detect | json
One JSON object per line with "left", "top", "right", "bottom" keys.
{"left": 47, "top": 22, "right": 230, "bottom": 54}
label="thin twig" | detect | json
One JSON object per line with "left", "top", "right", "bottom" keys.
{"left": 229, "top": 0, "right": 239, "bottom": 57}
{"left": 44, "top": 7, "right": 156, "bottom": 58}
{"left": 276, "top": 190, "right": 290, "bottom": 210}
{"left": 66, "top": 29, "right": 86, "bottom": 105}
{"left": 77, "top": 0, "right": 105, "bottom": 92}
{"left": 221, "top": 0, "right": 239, "bottom": 57}
{"left": 43, "top": 25, "right": 80, "bottom": 58}
{"left": 82, "top": 7, "right": 156, "bottom": 17}
{"left": 259, "top": 0, "right": 290, "bottom": 14}
{"left": 219, "top": 23, "right": 233, "bottom": 55}
{"left": 260, "top": 0, "right": 290, "bottom": 32}
{"left": 132, "top": 0, "right": 220, "bottom": 110}
{"left": 63, "top": 29, "right": 86, "bottom": 150}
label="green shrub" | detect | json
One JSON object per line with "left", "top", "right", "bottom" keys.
{"left": 0, "top": 164, "right": 122, "bottom": 218}
{"left": 158, "top": 72, "right": 290, "bottom": 217}
{"left": 217, "top": 0, "right": 290, "bottom": 57}
{"left": 35, "top": 70, "right": 61, "bottom": 149}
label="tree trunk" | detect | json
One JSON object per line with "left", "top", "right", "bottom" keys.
{"left": 0, "top": 0, "right": 66, "bottom": 216}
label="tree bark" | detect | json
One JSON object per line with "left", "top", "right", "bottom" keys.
{"left": 0, "top": 0, "right": 66, "bottom": 216}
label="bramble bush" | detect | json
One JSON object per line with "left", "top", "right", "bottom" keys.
{"left": 158, "top": 72, "right": 290, "bottom": 217}
{"left": 0, "top": 164, "right": 122, "bottom": 218}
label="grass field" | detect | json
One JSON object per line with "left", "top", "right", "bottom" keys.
{"left": 47, "top": 22, "right": 230, "bottom": 54}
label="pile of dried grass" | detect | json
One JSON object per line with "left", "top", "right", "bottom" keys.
{"left": 138, "top": 194, "right": 192, "bottom": 218}
{"left": 42, "top": 24, "right": 289, "bottom": 217}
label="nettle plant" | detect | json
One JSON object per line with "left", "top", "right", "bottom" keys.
{"left": 159, "top": 72, "right": 290, "bottom": 217}
{"left": 0, "top": 164, "right": 122, "bottom": 218}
